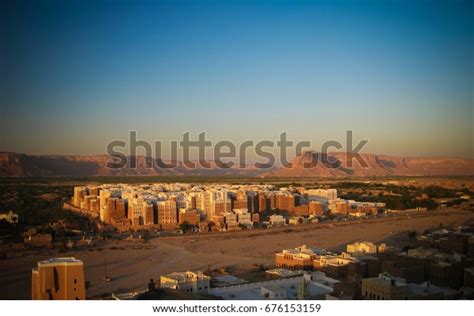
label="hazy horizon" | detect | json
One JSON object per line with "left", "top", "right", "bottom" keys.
{"left": 1, "top": 0, "right": 473, "bottom": 158}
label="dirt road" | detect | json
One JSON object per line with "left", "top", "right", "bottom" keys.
{"left": 1, "top": 209, "right": 473, "bottom": 299}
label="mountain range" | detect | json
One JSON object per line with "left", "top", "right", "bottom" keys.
{"left": 0, "top": 152, "right": 473, "bottom": 177}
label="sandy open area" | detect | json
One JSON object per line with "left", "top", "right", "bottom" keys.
{"left": 1, "top": 209, "right": 473, "bottom": 299}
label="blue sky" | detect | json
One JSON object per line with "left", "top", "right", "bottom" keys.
{"left": 1, "top": 0, "right": 473, "bottom": 158}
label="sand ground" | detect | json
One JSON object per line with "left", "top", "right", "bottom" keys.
{"left": 1, "top": 209, "right": 473, "bottom": 299}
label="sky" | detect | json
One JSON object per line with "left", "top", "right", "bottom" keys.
{"left": 1, "top": 0, "right": 473, "bottom": 159}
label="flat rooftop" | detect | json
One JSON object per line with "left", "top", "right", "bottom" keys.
{"left": 266, "top": 268, "right": 305, "bottom": 278}
{"left": 37, "top": 257, "right": 83, "bottom": 267}
{"left": 161, "top": 271, "right": 207, "bottom": 282}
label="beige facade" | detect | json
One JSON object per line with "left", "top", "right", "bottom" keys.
{"left": 31, "top": 257, "right": 86, "bottom": 300}
{"left": 275, "top": 246, "right": 318, "bottom": 270}
{"left": 157, "top": 200, "right": 178, "bottom": 228}
{"left": 362, "top": 274, "right": 408, "bottom": 300}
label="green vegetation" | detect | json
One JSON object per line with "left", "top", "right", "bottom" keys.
{"left": 141, "top": 229, "right": 151, "bottom": 243}
{"left": 179, "top": 221, "right": 194, "bottom": 233}
{"left": 0, "top": 183, "right": 95, "bottom": 241}
{"left": 337, "top": 182, "right": 471, "bottom": 210}
{"left": 341, "top": 192, "right": 438, "bottom": 210}
{"left": 408, "top": 231, "right": 417, "bottom": 239}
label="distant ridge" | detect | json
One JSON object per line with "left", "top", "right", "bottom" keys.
{"left": 0, "top": 152, "right": 265, "bottom": 177}
{"left": 262, "top": 151, "right": 474, "bottom": 177}
{"left": 0, "top": 152, "right": 473, "bottom": 177}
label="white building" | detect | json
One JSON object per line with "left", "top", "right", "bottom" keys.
{"left": 305, "top": 189, "right": 337, "bottom": 201}
{"left": 160, "top": 271, "right": 210, "bottom": 293}
{"left": 233, "top": 209, "right": 253, "bottom": 227}
{"left": 269, "top": 215, "right": 286, "bottom": 227}
{"left": 347, "top": 241, "right": 378, "bottom": 254}
{"left": 261, "top": 285, "right": 287, "bottom": 299}
{"left": 210, "top": 271, "right": 339, "bottom": 300}
{"left": 0, "top": 211, "right": 18, "bottom": 224}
